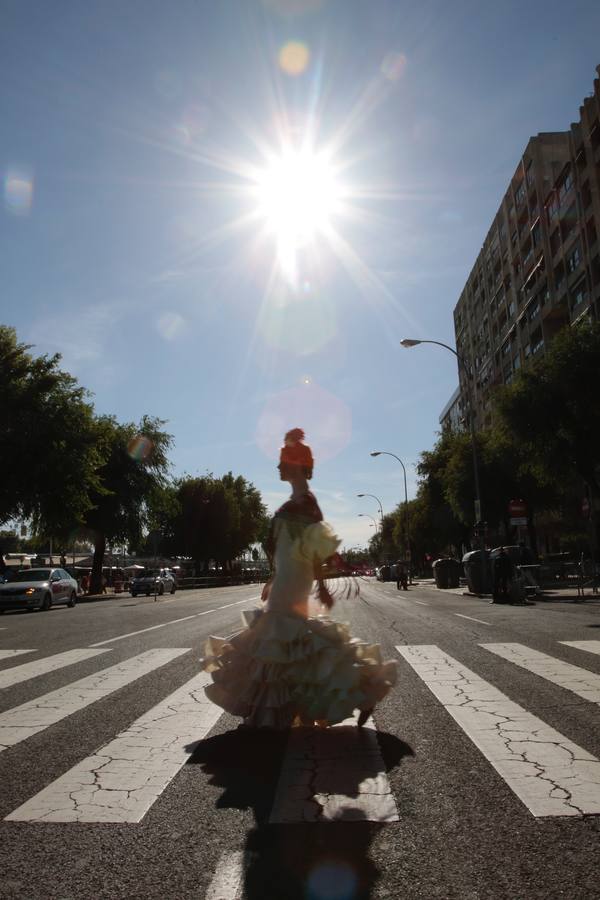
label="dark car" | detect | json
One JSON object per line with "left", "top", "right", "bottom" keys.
{"left": 0, "top": 568, "right": 78, "bottom": 613}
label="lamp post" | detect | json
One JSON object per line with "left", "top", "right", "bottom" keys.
{"left": 356, "top": 493, "right": 384, "bottom": 525}
{"left": 358, "top": 513, "right": 378, "bottom": 531}
{"left": 371, "top": 451, "right": 411, "bottom": 578}
{"left": 401, "top": 337, "right": 486, "bottom": 593}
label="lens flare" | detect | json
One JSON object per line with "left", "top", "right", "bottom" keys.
{"left": 307, "top": 861, "right": 358, "bottom": 899}
{"left": 278, "top": 41, "right": 310, "bottom": 76}
{"left": 4, "top": 170, "right": 34, "bottom": 215}
{"left": 255, "top": 382, "right": 351, "bottom": 462}
{"left": 380, "top": 51, "right": 407, "bottom": 82}
{"left": 127, "top": 435, "right": 153, "bottom": 462}
{"left": 157, "top": 311, "right": 185, "bottom": 341}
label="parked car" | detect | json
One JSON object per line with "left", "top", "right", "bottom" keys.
{"left": 130, "top": 568, "right": 176, "bottom": 597}
{"left": 0, "top": 568, "right": 78, "bottom": 613}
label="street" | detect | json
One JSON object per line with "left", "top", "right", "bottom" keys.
{"left": 1, "top": 580, "right": 599, "bottom": 900}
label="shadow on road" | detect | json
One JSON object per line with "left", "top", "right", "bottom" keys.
{"left": 188, "top": 727, "right": 413, "bottom": 898}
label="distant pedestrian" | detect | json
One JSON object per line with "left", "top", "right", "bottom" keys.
{"left": 80, "top": 573, "right": 90, "bottom": 594}
{"left": 492, "top": 547, "right": 513, "bottom": 603}
{"left": 396, "top": 560, "right": 408, "bottom": 590}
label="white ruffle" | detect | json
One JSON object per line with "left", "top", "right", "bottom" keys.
{"left": 290, "top": 520, "right": 341, "bottom": 564}
{"left": 201, "top": 608, "right": 397, "bottom": 729}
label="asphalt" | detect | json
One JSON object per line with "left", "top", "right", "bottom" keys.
{"left": 0, "top": 579, "right": 599, "bottom": 899}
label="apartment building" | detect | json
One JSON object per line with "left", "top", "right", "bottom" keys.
{"left": 442, "top": 65, "right": 600, "bottom": 431}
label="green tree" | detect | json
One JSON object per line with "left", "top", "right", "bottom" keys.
{"left": 494, "top": 322, "right": 600, "bottom": 555}
{"left": 83, "top": 416, "right": 173, "bottom": 593}
{"left": 0, "top": 325, "right": 104, "bottom": 533}
{"left": 166, "top": 473, "right": 267, "bottom": 572}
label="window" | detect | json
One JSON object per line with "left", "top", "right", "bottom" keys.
{"left": 561, "top": 203, "right": 577, "bottom": 243}
{"left": 567, "top": 244, "right": 581, "bottom": 274}
{"left": 528, "top": 300, "right": 540, "bottom": 322}
{"left": 571, "top": 279, "right": 588, "bottom": 309}
{"left": 508, "top": 299, "right": 515, "bottom": 318}
{"left": 513, "top": 354, "right": 521, "bottom": 370}
{"left": 558, "top": 169, "right": 573, "bottom": 204}
{"left": 547, "top": 195, "right": 559, "bottom": 223}
{"left": 531, "top": 221, "right": 541, "bottom": 248}
{"left": 530, "top": 329, "right": 544, "bottom": 355}
{"left": 550, "top": 228, "right": 561, "bottom": 257}
{"left": 526, "top": 161, "right": 535, "bottom": 187}
{"left": 515, "top": 181, "right": 526, "bottom": 206}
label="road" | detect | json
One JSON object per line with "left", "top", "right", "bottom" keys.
{"left": 1, "top": 579, "right": 599, "bottom": 899}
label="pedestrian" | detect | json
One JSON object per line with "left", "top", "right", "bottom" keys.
{"left": 101, "top": 574, "right": 107, "bottom": 594}
{"left": 396, "top": 559, "right": 408, "bottom": 591}
{"left": 492, "top": 547, "right": 513, "bottom": 603}
{"left": 80, "top": 573, "right": 90, "bottom": 594}
{"left": 201, "top": 427, "right": 397, "bottom": 729}
{"left": 0, "top": 545, "right": 7, "bottom": 583}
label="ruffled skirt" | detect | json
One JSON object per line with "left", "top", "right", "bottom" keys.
{"left": 201, "top": 608, "right": 397, "bottom": 729}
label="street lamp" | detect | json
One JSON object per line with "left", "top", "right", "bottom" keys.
{"left": 358, "top": 513, "right": 378, "bottom": 530}
{"left": 357, "top": 493, "right": 384, "bottom": 523}
{"left": 371, "top": 451, "right": 410, "bottom": 575}
{"left": 400, "top": 338, "right": 482, "bottom": 527}
{"left": 401, "top": 336, "right": 485, "bottom": 593}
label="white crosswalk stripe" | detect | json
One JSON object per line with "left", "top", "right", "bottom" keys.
{"left": 0, "top": 648, "right": 190, "bottom": 752}
{"left": 396, "top": 644, "right": 600, "bottom": 817}
{"left": 6, "top": 671, "right": 221, "bottom": 823}
{"left": 560, "top": 640, "right": 600, "bottom": 657}
{"left": 0, "top": 648, "right": 110, "bottom": 689}
{"left": 0, "top": 649, "right": 36, "bottom": 661}
{"left": 482, "top": 643, "right": 600, "bottom": 704}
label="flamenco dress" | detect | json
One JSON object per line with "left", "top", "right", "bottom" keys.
{"left": 201, "top": 491, "right": 397, "bottom": 729}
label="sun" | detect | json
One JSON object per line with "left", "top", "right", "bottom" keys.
{"left": 253, "top": 147, "right": 343, "bottom": 278}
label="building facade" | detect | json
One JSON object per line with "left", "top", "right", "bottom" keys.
{"left": 449, "top": 65, "right": 600, "bottom": 429}
{"left": 439, "top": 386, "right": 463, "bottom": 432}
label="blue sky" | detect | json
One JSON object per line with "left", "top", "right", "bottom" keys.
{"left": 2, "top": 0, "right": 600, "bottom": 549}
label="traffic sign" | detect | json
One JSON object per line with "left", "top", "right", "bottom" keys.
{"left": 508, "top": 499, "right": 527, "bottom": 517}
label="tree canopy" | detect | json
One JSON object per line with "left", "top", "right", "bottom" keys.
{"left": 160, "top": 473, "right": 268, "bottom": 571}
{"left": 0, "top": 325, "right": 103, "bottom": 533}
{"left": 494, "top": 320, "right": 600, "bottom": 553}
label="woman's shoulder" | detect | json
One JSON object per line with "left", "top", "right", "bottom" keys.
{"left": 275, "top": 490, "right": 323, "bottom": 523}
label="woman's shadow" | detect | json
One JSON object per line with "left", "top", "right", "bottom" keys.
{"left": 187, "top": 726, "right": 413, "bottom": 899}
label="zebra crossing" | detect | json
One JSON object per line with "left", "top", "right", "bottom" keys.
{"left": 0, "top": 639, "right": 599, "bottom": 826}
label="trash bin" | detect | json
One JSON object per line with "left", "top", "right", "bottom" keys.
{"left": 462, "top": 550, "right": 491, "bottom": 594}
{"left": 432, "top": 558, "right": 460, "bottom": 589}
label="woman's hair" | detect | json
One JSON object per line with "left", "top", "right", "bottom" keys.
{"left": 280, "top": 428, "right": 314, "bottom": 479}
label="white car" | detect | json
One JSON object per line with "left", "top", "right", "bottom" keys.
{"left": 130, "top": 568, "right": 176, "bottom": 597}
{"left": 0, "top": 568, "right": 78, "bottom": 613}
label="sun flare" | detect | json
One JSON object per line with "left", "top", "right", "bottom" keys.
{"left": 253, "top": 148, "right": 343, "bottom": 278}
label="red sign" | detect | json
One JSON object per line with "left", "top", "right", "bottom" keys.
{"left": 508, "top": 499, "right": 527, "bottom": 517}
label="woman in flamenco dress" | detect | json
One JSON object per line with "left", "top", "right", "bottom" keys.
{"left": 201, "top": 429, "right": 397, "bottom": 729}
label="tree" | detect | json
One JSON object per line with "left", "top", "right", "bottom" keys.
{"left": 494, "top": 321, "right": 600, "bottom": 556}
{"left": 0, "top": 325, "right": 104, "bottom": 534}
{"left": 165, "top": 473, "right": 268, "bottom": 572}
{"left": 82, "top": 416, "right": 173, "bottom": 593}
